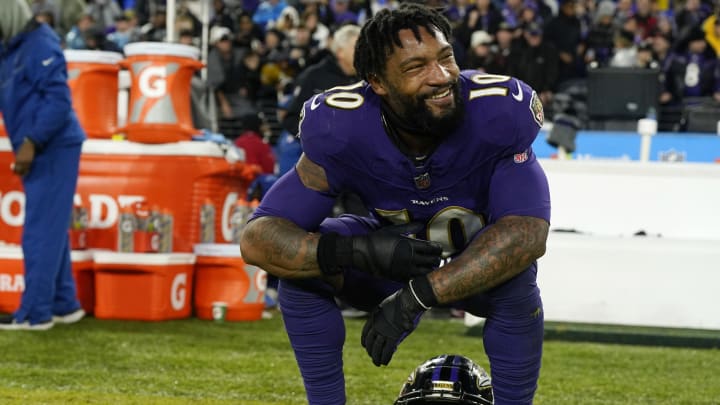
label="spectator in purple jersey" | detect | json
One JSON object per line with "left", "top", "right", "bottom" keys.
{"left": 661, "top": 26, "right": 718, "bottom": 104}
{"left": 240, "top": 4, "right": 550, "bottom": 405}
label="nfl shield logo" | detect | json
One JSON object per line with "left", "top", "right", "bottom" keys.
{"left": 414, "top": 172, "right": 431, "bottom": 189}
{"left": 514, "top": 150, "right": 529, "bottom": 163}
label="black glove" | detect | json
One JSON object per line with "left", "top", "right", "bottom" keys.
{"left": 361, "top": 276, "right": 438, "bottom": 366}
{"left": 317, "top": 222, "right": 442, "bottom": 281}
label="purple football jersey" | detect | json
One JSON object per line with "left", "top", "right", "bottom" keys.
{"left": 295, "top": 71, "right": 551, "bottom": 257}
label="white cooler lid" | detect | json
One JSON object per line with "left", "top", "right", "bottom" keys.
{"left": 94, "top": 252, "right": 196, "bottom": 265}
{"left": 64, "top": 50, "right": 123, "bottom": 64}
{"left": 71, "top": 250, "right": 94, "bottom": 262}
{"left": 124, "top": 42, "right": 200, "bottom": 60}
{"left": 193, "top": 243, "right": 242, "bottom": 258}
{"left": 0, "top": 245, "right": 22, "bottom": 259}
{"left": 81, "top": 139, "right": 225, "bottom": 157}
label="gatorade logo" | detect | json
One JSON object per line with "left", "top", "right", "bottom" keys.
{"left": 243, "top": 265, "right": 267, "bottom": 304}
{"left": 221, "top": 192, "right": 239, "bottom": 242}
{"left": 170, "top": 273, "right": 187, "bottom": 311}
{"left": 138, "top": 66, "right": 167, "bottom": 98}
{"left": 0, "top": 274, "right": 24, "bottom": 292}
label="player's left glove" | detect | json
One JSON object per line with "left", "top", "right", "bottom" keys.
{"left": 361, "top": 276, "right": 438, "bottom": 366}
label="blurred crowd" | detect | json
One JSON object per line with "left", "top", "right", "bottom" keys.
{"left": 21, "top": 0, "right": 720, "bottom": 136}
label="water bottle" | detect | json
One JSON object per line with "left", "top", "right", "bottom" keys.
{"left": 200, "top": 199, "right": 215, "bottom": 243}
{"left": 117, "top": 206, "right": 136, "bottom": 252}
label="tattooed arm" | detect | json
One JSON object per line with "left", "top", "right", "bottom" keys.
{"left": 428, "top": 147, "right": 551, "bottom": 304}
{"left": 240, "top": 154, "right": 333, "bottom": 279}
{"left": 427, "top": 215, "right": 549, "bottom": 304}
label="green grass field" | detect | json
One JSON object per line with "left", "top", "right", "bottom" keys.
{"left": 1, "top": 313, "right": 719, "bottom": 404}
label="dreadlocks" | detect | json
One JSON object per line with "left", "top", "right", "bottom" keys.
{"left": 354, "top": 3, "right": 453, "bottom": 83}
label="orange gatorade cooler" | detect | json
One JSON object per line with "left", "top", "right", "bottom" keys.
{"left": 0, "top": 246, "right": 95, "bottom": 314}
{"left": 64, "top": 50, "right": 123, "bottom": 139}
{"left": 121, "top": 42, "right": 203, "bottom": 143}
{"left": 93, "top": 252, "right": 195, "bottom": 321}
{"left": 71, "top": 250, "right": 95, "bottom": 315}
{"left": 0, "top": 245, "right": 24, "bottom": 313}
{"left": 193, "top": 244, "right": 266, "bottom": 321}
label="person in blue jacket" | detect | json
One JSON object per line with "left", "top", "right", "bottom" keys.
{"left": 0, "top": 0, "right": 86, "bottom": 330}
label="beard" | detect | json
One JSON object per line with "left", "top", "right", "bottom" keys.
{"left": 387, "top": 79, "right": 465, "bottom": 140}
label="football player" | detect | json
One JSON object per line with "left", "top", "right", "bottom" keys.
{"left": 240, "top": 4, "right": 550, "bottom": 404}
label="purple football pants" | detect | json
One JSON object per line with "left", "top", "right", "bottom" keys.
{"left": 279, "top": 215, "right": 544, "bottom": 405}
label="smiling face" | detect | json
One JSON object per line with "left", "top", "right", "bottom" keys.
{"left": 369, "top": 26, "right": 463, "bottom": 139}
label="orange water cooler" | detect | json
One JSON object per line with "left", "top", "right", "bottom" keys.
{"left": 76, "top": 140, "right": 250, "bottom": 252}
{"left": 0, "top": 246, "right": 95, "bottom": 314}
{"left": 121, "top": 42, "right": 203, "bottom": 143}
{"left": 64, "top": 50, "right": 123, "bottom": 139}
{"left": 93, "top": 252, "right": 195, "bottom": 321}
{"left": 71, "top": 250, "right": 95, "bottom": 314}
{"left": 193, "top": 244, "right": 266, "bottom": 321}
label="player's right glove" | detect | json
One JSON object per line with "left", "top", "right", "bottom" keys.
{"left": 316, "top": 222, "right": 442, "bottom": 281}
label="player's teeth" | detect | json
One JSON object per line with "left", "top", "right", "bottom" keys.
{"left": 430, "top": 88, "right": 450, "bottom": 99}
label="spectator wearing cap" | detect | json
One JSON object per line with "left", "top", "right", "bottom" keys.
{"left": 508, "top": 22, "right": 559, "bottom": 105}
{"left": 584, "top": 0, "right": 617, "bottom": 66}
{"left": 661, "top": 26, "right": 718, "bottom": 104}
{"left": 456, "top": 0, "right": 503, "bottom": 49}
{"left": 207, "top": 27, "right": 259, "bottom": 125}
{"left": 544, "top": 0, "right": 583, "bottom": 82}
{"left": 463, "top": 30, "right": 494, "bottom": 70}
{"left": 484, "top": 22, "right": 516, "bottom": 75}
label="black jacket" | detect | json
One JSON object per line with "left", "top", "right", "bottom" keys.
{"left": 281, "top": 54, "right": 357, "bottom": 135}
{"left": 508, "top": 39, "right": 560, "bottom": 93}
